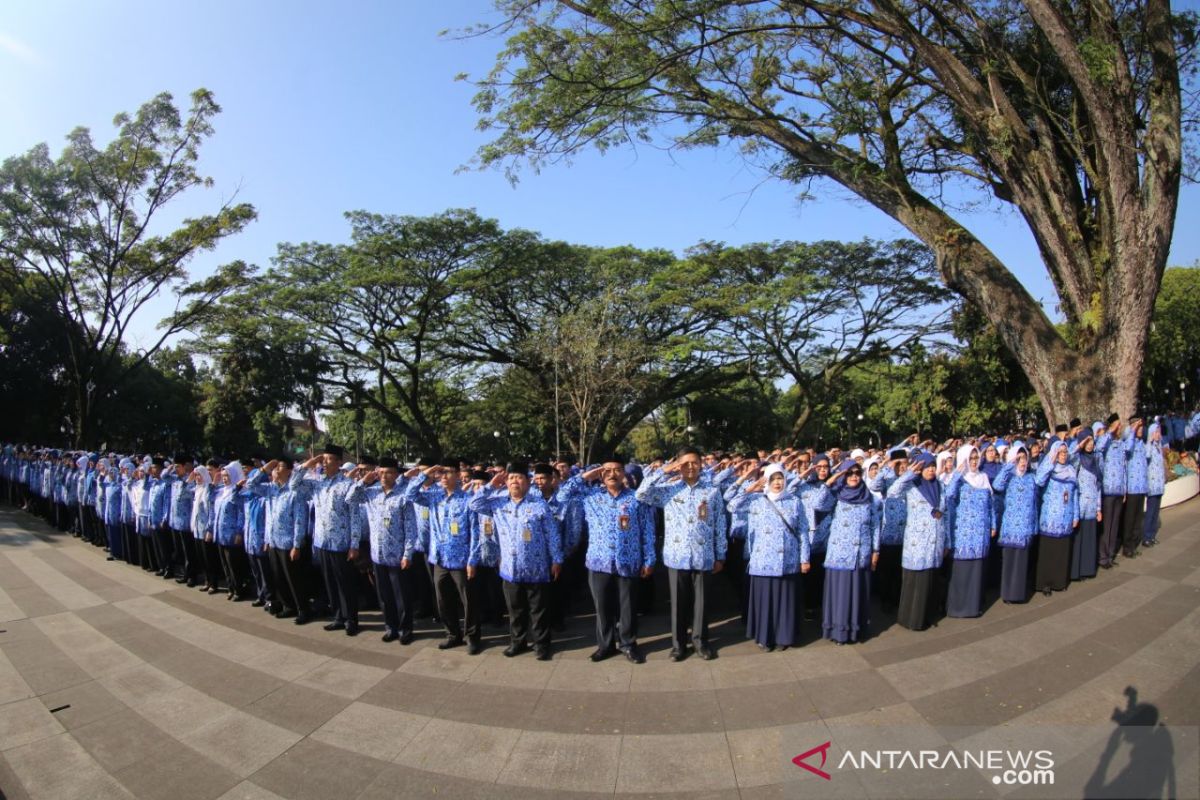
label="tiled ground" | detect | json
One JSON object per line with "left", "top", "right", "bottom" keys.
{"left": 1, "top": 501, "right": 1198, "bottom": 799}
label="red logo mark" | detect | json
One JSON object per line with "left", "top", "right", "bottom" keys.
{"left": 793, "top": 741, "right": 833, "bottom": 780}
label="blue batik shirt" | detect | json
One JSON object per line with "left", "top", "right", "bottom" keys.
{"left": 823, "top": 498, "right": 881, "bottom": 571}
{"left": 560, "top": 476, "right": 656, "bottom": 577}
{"left": 349, "top": 480, "right": 415, "bottom": 567}
{"left": 1095, "top": 431, "right": 1128, "bottom": 496}
{"left": 992, "top": 464, "right": 1037, "bottom": 549}
{"left": 867, "top": 467, "right": 907, "bottom": 546}
{"left": 726, "top": 489, "right": 810, "bottom": 576}
{"left": 404, "top": 480, "right": 475, "bottom": 570}
{"left": 1035, "top": 459, "right": 1080, "bottom": 538}
{"left": 945, "top": 474, "right": 996, "bottom": 560}
{"left": 293, "top": 467, "right": 360, "bottom": 552}
{"left": 888, "top": 472, "right": 947, "bottom": 571}
{"left": 635, "top": 469, "right": 728, "bottom": 571}
{"left": 467, "top": 489, "right": 562, "bottom": 583}
{"left": 245, "top": 472, "right": 309, "bottom": 550}
{"left": 166, "top": 473, "right": 195, "bottom": 532}
{"left": 211, "top": 486, "right": 245, "bottom": 547}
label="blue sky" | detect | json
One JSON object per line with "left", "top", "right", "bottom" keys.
{"left": 2, "top": 0, "right": 1198, "bottom": 350}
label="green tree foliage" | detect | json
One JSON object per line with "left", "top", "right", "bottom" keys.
{"left": 466, "top": 0, "right": 1198, "bottom": 424}
{"left": 1144, "top": 265, "right": 1200, "bottom": 409}
{"left": 0, "top": 90, "right": 256, "bottom": 446}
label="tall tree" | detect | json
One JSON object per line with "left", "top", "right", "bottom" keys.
{"left": 1143, "top": 264, "right": 1200, "bottom": 408}
{"left": 689, "top": 238, "right": 952, "bottom": 441}
{"left": 0, "top": 89, "right": 255, "bottom": 446}
{"left": 466, "top": 0, "right": 1198, "bottom": 423}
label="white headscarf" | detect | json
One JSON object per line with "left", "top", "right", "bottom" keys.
{"left": 76, "top": 455, "right": 89, "bottom": 470}
{"left": 1005, "top": 443, "right": 1026, "bottom": 464}
{"left": 762, "top": 463, "right": 786, "bottom": 501}
{"left": 956, "top": 444, "right": 992, "bottom": 491}
{"left": 936, "top": 451, "right": 954, "bottom": 484}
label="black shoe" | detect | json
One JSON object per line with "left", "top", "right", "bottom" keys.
{"left": 1042, "top": 589, "right": 1053, "bottom": 597}
{"left": 1144, "top": 540, "right": 1158, "bottom": 548}
{"left": 589, "top": 646, "right": 615, "bottom": 663}
{"left": 106, "top": 556, "right": 115, "bottom": 561}
{"left": 466, "top": 639, "right": 482, "bottom": 656}
{"left": 503, "top": 643, "right": 528, "bottom": 658}
{"left": 345, "top": 625, "right": 360, "bottom": 637}
{"left": 438, "top": 636, "right": 464, "bottom": 650}
{"left": 294, "top": 614, "right": 312, "bottom": 625}
{"left": 323, "top": 621, "right": 346, "bottom": 632}
{"left": 697, "top": 645, "right": 716, "bottom": 661}
{"left": 382, "top": 630, "right": 399, "bottom": 643}
{"left": 535, "top": 648, "right": 552, "bottom": 661}
{"left": 757, "top": 643, "right": 774, "bottom": 652}
{"left": 669, "top": 648, "right": 686, "bottom": 662}
{"left": 251, "top": 599, "right": 266, "bottom": 607}
{"left": 207, "top": 586, "right": 220, "bottom": 594}
{"left": 275, "top": 607, "right": 297, "bottom": 619}
{"left": 186, "top": 579, "right": 200, "bottom": 587}
{"left": 399, "top": 631, "right": 414, "bottom": 645}
{"left": 1100, "top": 562, "right": 1113, "bottom": 570}
{"left": 622, "top": 646, "right": 644, "bottom": 664}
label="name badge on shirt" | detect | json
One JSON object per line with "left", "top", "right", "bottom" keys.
{"left": 384, "top": 516, "right": 392, "bottom": 528}
{"left": 483, "top": 518, "right": 493, "bottom": 536}
{"left": 522, "top": 527, "right": 532, "bottom": 543}
{"left": 697, "top": 500, "right": 708, "bottom": 521}
{"left": 618, "top": 513, "right": 630, "bottom": 531}
{"left": 421, "top": 509, "right": 430, "bottom": 520}
{"left": 450, "top": 521, "right": 460, "bottom": 535}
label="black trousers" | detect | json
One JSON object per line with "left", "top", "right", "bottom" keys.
{"left": 152, "top": 524, "right": 174, "bottom": 574}
{"left": 667, "top": 567, "right": 711, "bottom": 650}
{"left": 219, "top": 543, "right": 251, "bottom": 597}
{"left": 173, "top": 529, "right": 198, "bottom": 581}
{"left": 200, "top": 538, "right": 223, "bottom": 588}
{"left": 1121, "top": 494, "right": 1146, "bottom": 556}
{"left": 434, "top": 564, "right": 479, "bottom": 641}
{"left": 589, "top": 570, "right": 637, "bottom": 650}
{"left": 373, "top": 562, "right": 413, "bottom": 635}
{"left": 137, "top": 535, "right": 157, "bottom": 571}
{"left": 502, "top": 580, "right": 551, "bottom": 650}
{"left": 121, "top": 523, "right": 138, "bottom": 566}
{"left": 409, "top": 551, "right": 436, "bottom": 617}
{"left": 473, "top": 565, "right": 506, "bottom": 625}
{"left": 1099, "top": 495, "right": 1124, "bottom": 566}
{"left": 269, "top": 545, "right": 312, "bottom": 616}
{"left": 315, "top": 547, "right": 359, "bottom": 626}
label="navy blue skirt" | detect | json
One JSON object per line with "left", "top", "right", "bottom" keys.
{"left": 947, "top": 556, "right": 984, "bottom": 618}
{"left": 822, "top": 568, "right": 870, "bottom": 643}
{"left": 1071, "top": 518, "right": 1098, "bottom": 579}
{"left": 1000, "top": 545, "right": 1030, "bottom": 603}
{"left": 746, "top": 573, "right": 801, "bottom": 647}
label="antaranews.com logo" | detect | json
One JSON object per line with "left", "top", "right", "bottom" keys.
{"left": 793, "top": 740, "right": 1055, "bottom": 786}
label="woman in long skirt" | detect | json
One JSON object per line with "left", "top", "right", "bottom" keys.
{"left": 866, "top": 454, "right": 907, "bottom": 611}
{"left": 799, "top": 455, "right": 834, "bottom": 621}
{"left": 821, "top": 464, "right": 880, "bottom": 644}
{"left": 945, "top": 445, "right": 996, "bottom": 618}
{"left": 993, "top": 447, "right": 1036, "bottom": 604}
{"left": 1071, "top": 427, "right": 1103, "bottom": 579}
{"left": 889, "top": 454, "right": 946, "bottom": 631}
{"left": 1035, "top": 440, "right": 1080, "bottom": 595}
{"left": 728, "top": 464, "right": 811, "bottom": 650}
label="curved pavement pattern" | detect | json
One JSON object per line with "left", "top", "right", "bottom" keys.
{"left": 0, "top": 502, "right": 1198, "bottom": 799}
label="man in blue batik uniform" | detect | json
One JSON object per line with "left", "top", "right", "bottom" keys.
{"left": 636, "top": 446, "right": 727, "bottom": 661}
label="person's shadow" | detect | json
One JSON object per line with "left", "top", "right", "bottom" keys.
{"left": 1084, "top": 686, "right": 1176, "bottom": 799}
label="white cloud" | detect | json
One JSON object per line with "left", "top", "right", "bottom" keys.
{"left": 0, "top": 32, "right": 41, "bottom": 65}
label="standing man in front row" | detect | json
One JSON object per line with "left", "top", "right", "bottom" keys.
{"left": 294, "top": 445, "right": 362, "bottom": 636}
{"left": 469, "top": 462, "right": 562, "bottom": 660}
{"left": 560, "top": 454, "right": 656, "bottom": 663}
{"left": 636, "top": 446, "right": 727, "bottom": 661}
{"left": 349, "top": 457, "right": 416, "bottom": 644}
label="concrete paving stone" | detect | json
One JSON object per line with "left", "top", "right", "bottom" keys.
{"left": 70, "top": 707, "right": 175, "bottom": 773}
{"left": 622, "top": 689, "right": 725, "bottom": 735}
{"left": 0, "top": 647, "right": 35, "bottom": 706}
{"left": 616, "top": 732, "right": 737, "bottom": 793}
{"left": 243, "top": 682, "right": 352, "bottom": 736}
{"left": 112, "top": 737, "right": 241, "bottom": 800}
{"left": 394, "top": 716, "right": 519, "bottom": 781}
{"left": 627, "top": 658, "right": 715, "bottom": 692}
{"left": 801, "top": 667, "right": 905, "bottom": 720}
{"left": 182, "top": 711, "right": 302, "bottom": 777}
{"left": 435, "top": 680, "right": 540, "bottom": 729}
{"left": 98, "top": 661, "right": 186, "bottom": 708}
{"left": 0, "top": 697, "right": 63, "bottom": 751}
{"left": 715, "top": 682, "right": 821, "bottom": 731}
{"left": 154, "top": 648, "right": 284, "bottom": 709}
{"left": 355, "top": 763, "right": 508, "bottom": 800}
{"left": 37, "top": 680, "right": 126, "bottom": 730}
{"left": 545, "top": 656, "right": 634, "bottom": 693}
{"left": 394, "top": 644, "right": 483, "bottom": 682}
{"left": 497, "top": 728, "right": 621, "bottom": 792}
{"left": 466, "top": 650, "right": 557, "bottom": 689}
{"left": 726, "top": 719, "right": 833, "bottom": 788}
{"left": 309, "top": 701, "right": 427, "bottom": 762}
{"left": 356, "top": 670, "right": 456, "bottom": 717}
{"left": 135, "top": 684, "right": 237, "bottom": 739}
{"left": 707, "top": 651, "right": 798, "bottom": 689}
{"left": 33, "top": 548, "right": 140, "bottom": 603}
{"left": 33, "top": 611, "right": 144, "bottom": 679}
{"left": 4, "top": 731, "right": 135, "bottom": 800}
{"left": 0, "top": 752, "right": 34, "bottom": 800}
{"left": 526, "top": 688, "right": 630, "bottom": 734}
{"left": 215, "top": 781, "right": 291, "bottom": 800}
{"left": 5, "top": 551, "right": 106, "bottom": 609}
{"left": 0, "top": 617, "right": 41, "bottom": 643}
{"left": 292, "top": 656, "right": 389, "bottom": 700}
{"left": 249, "top": 737, "right": 389, "bottom": 800}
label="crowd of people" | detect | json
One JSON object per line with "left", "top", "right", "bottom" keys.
{"left": 0, "top": 409, "right": 1187, "bottom": 663}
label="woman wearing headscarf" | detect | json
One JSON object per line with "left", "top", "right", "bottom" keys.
{"left": 993, "top": 446, "right": 1037, "bottom": 604}
{"left": 728, "top": 464, "right": 811, "bottom": 650}
{"left": 821, "top": 463, "right": 880, "bottom": 644}
{"left": 213, "top": 460, "right": 250, "bottom": 601}
{"left": 1034, "top": 440, "right": 1080, "bottom": 595}
{"left": 190, "top": 464, "right": 220, "bottom": 594}
{"left": 945, "top": 444, "right": 996, "bottom": 618}
{"left": 888, "top": 453, "right": 946, "bottom": 630}
{"left": 798, "top": 455, "right": 834, "bottom": 621}
{"left": 1070, "top": 428, "right": 1103, "bottom": 579}
{"left": 1142, "top": 422, "right": 1167, "bottom": 548}
{"left": 936, "top": 450, "right": 955, "bottom": 486}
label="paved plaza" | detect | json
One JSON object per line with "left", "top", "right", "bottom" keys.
{"left": 1, "top": 501, "right": 1198, "bottom": 799}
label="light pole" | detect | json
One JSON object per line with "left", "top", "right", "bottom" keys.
{"left": 1180, "top": 382, "right": 1187, "bottom": 410}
